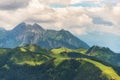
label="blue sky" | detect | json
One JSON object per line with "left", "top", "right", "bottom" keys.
{"left": 79, "top": 31, "right": 120, "bottom": 53}
{"left": 0, "top": 0, "right": 120, "bottom": 52}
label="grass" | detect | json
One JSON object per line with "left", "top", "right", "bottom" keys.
{"left": 0, "top": 48, "right": 9, "bottom": 54}
{"left": 83, "top": 58, "right": 120, "bottom": 80}
{"left": 6, "top": 46, "right": 120, "bottom": 79}
{"left": 2, "top": 64, "right": 10, "bottom": 70}
{"left": 52, "top": 47, "right": 120, "bottom": 79}
{"left": 17, "top": 61, "right": 43, "bottom": 66}
{"left": 75, "top": 48, "right": 87, "bottom": 54}
{"left": 53, "top": 55, "right": 120, "bottom": 80}
{"left": 54, "top": 58, "right": 69, "bottom": 66}
{"left": 51, "top": 47, "right": 73, "bottom": 55}
{"left": 51, "top": 47, "right": 87, "bottom": 57}
{"left": 29, "top": 45, "right": 35, "bottom": 52}
{"left": 20, "top": 48, "right": 27, "bottom": 52}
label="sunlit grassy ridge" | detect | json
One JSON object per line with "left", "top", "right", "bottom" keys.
{"left": 54, "top": 58, "right": 69, "bottom": 66}
{"left": 0, "top": 45, "right": 120, "bottom": 80}
{"left": 17, "top": 61, "right": 43, "bottom": 66}
{"left": 20, "top": 47, "right": 27, "bottom": 52}
{"left": 9, "top": 45, "right": 52, "bottom": 66}
{"left": 53, "top": 57, "right": 120, "bottom": 80}
{"left": 51, "top": 47, "right": 87, "bottom": 54}
{"left": 83, "top": 58, "right": 120, "bottom": 80}
{"left": 75, "top": 48, "right": 87, "bottom": 54}
{"left": 51, "top": 47, "right": 120, "bottom": 80}
{"left": 51, "top": 47, "right": 73, "bottom": 54}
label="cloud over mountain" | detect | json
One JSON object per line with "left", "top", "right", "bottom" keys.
{"left": 0, "top": 0, "right": 120, "bottom": 36}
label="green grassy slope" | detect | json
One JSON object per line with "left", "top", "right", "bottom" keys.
{"left": 0, "top": 45, "right": 119, "bottom": 80}
{"left": 84, "top": 58, "right": 120, "bottom": 80}
{"left": 86, "top": 46, "right": 120, "bottom": 66}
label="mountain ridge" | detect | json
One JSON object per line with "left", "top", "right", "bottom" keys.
{"left": 86, "top": 45, "right": 120, "bottom": 66}
{"left": 0, "top": 45, "right": 119, "bottom": 80}
{"left": 0, "top": 22, "right": 89, "bottom": 49}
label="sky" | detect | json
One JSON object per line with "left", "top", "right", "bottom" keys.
{"left": 0, "top": 0, "right": 120, "bottom": 52}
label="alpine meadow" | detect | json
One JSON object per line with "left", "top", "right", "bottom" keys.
{"left": 0, "top": 0, "right": 120, "bottom": 80}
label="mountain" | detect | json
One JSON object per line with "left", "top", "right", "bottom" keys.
{"left": 0, "top": 45, "right": 120, "bottom": 80}
{"left": 86, "top": 46, "right": 120, "bottom": 66}
{"left": 0, "top": 22, "right": 89, "bottom": 49}
{"left": 0, "top": 27, "right": 7, "bottom": 39}
{"left": 0, "top": 27, "right": 6, "bottom": 31}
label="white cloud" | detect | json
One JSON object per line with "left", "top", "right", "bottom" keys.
{"left": 0, "top": 0, "right": 30, "bottom": 10}
{"left": 70, "top": 0, "right": 100, "bottom": 4}
{"left": 0, "top": 0, "right": 120, "bottom": 36}
{"left": 38, "top": 0, "right": 71, "bottom": 6}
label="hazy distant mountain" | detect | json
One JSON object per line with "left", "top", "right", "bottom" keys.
{"left": 0, "top": 27, "right": 6, "bottom": 31}
{"left": 0, "top": 22, "right": 89, "bottom": 49}
{"left": 0, "top": 27, "right": 7, "bottom": 40}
